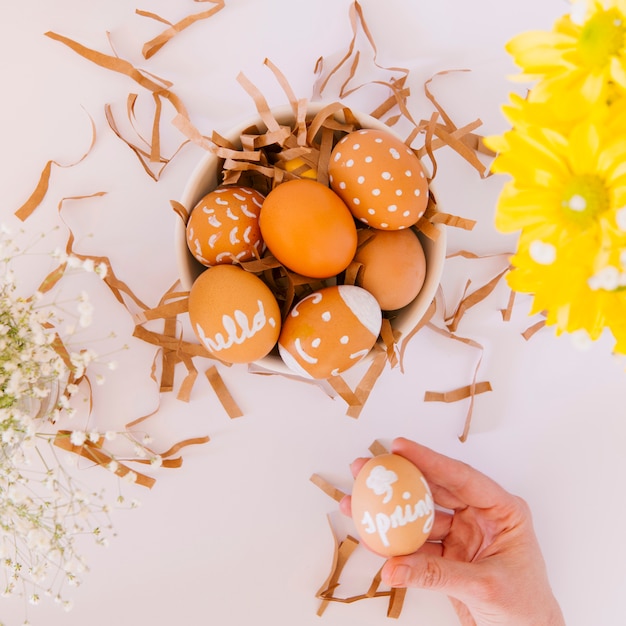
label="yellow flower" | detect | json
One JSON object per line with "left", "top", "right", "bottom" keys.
{"left": 486, "top": 99, "right": 626, "bottom": 350}
{"left": 507, "top": 0, "right": 626, "bottom": 116}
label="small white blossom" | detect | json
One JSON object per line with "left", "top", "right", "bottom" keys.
{"left": 69, "top": 431, "right": 87, "bottom": 446}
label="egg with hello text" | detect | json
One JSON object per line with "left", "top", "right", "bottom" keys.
{"left": 186, "top": 186, "right": 264, "bottom": 266}
{"left": 351, "top": 453, "right": 434, "bottom": 557}
{"left": 354, "top": 229, "right": 427, "bottom": 311}
{"left": 277, "top": 285, "right": 382, "bottom": 379}
{"left": 188, "top": 265, "right": 280, "bottom": 363}
{"left": 328, "top": 129, "right": 429, "bottom": 230}
{"left": 259, "top": 179, "right": 358, "bottom": 278}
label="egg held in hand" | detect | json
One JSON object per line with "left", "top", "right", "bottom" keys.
{"left": 188, "top": 265, "right": 280, "bottom": 364}
{"left": 186, "top": 186, "right": 264, "bottom": 266}
{"left": 278, "top": 285, "right": 382, "bottom": 379}
{"left": 351, "top": 453, "right": 434, "bottom": 557}
{"left": 354, "top": 228, "right": 427, "bottom": 311}
{"left": 328, "top": 128, "right": 429, "bottom": 230}
{"left": 259, "top": 179, "right": 358, "bottom": 279}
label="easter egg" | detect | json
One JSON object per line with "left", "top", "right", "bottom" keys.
{"left": 354, "top": 229, "right": 427, "bottom": 311}
{"left": 186, "top": 186, "right": 264, "bottom": 266}
{"left": 259, "top": 179, "right": 358, "bottom": 279}
{"left": 351, "top": 453, "right": 434, "bottom": 557}
{"left": 277, "top": 285, "right": 382, "bottom": 379}
{"left": 188, "top": 265, "right": 280, "bottom": 363}
{"left": 328, "top": 129, "right": 429, "bottom": 230}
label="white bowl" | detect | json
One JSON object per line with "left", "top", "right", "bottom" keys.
{"left": 175, "top": 103, "right": 446, "bottom": 376}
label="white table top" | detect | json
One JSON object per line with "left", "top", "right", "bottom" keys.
{"left": 2, "top": 1, "right": 625, "bottom": 625}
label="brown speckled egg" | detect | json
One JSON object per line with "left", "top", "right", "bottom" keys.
{"left": 351, "top": 453, "right": 434, "bottom": 557}
{"left": 186, "top": 186, "right": 264, "bottom": 266}
{"left": 277, "top": 285, "right": 382, "bottom": 379}
{"left": 328, "top": 129, "right": 429, "bottom": 230}
{"left": 354, "top": 229, "right": 427, "bottom": 311}
{"left": 188, "top": 265, "right": 280, "bottom": 364}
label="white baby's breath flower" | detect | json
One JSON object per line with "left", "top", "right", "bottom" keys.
{"left": 69, "top": 431, "right": 87, "bottom": 446}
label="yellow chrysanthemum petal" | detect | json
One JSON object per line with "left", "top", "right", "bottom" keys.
{"left": 506, "top": 30, "right": 576, "bottom": 72}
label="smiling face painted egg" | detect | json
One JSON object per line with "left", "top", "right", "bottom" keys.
{"left": 277, "top": 285, "right": 382, "bottom": 379}
{"left": 186, "top": 186, "right": 264, "bottom": 266}
{"left": 328, "top": 129, "right": 429, "bottom": 230}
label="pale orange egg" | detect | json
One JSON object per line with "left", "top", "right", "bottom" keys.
{"left": 277, "top": 285, "right": 381, "bottom": 379}
{"left": 259, "top": 179, "right": 358, "bottom": 279}
{"left": 186, "top": 186, "right": 264, "bottom": 266}
{"left": 188, "top": 265, "right": 280, "bottom": 364}
{"left": 354, "top": 229, "right": 427, "bottom": 311}
{"left": 328, "top": 129, "right": 429, "bottom": 230}
{"left": 351, "top": 453, "right": 434, "bottom": 557}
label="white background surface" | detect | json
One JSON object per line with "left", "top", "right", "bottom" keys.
{"left": 1, "top": 1, "right": 625, "bottom": 625}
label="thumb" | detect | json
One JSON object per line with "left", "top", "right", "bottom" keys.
{"left": 381, "top": 552, "right": 481, "bottom": 602}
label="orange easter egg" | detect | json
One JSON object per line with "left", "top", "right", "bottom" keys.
{"left": 277, "top": 285, "right": 381, "bottom": 379}
{"left": 351, "top": 453, "right": 434, "bottom": 557}
{"left": 188, "top": 265, "right": 280, "bottom": 363}
{"left": 186, "top": 186, "right": 264, "bottom": 266}
{"left": 328, "top": 129, "right": 429, "bottom": 230}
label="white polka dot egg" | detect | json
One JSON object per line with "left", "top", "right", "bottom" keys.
{"left": 277, "top": 285, "right": 382, "bottom": 379}
{"left": 328, "top": 129, "right": 429, "bottom": 230}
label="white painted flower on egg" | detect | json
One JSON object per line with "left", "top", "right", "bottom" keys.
{"left": 277, "top": 285, "right": 382, "bottom": 379}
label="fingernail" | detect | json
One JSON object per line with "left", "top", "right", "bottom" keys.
{"left": 384, "top": 564, "right": 410, "bottom": 587}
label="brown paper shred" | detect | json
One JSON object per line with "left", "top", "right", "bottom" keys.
{"left": 45, "top": 31, "right": 171, "bottom": 91}
{"left": 387, "top": 587, "right": 407, "bottom": 618}
{"left": 368, "top": 440, "right": 388, "bottom": 456}
{"left": 170, "top": 200, "right": 189, "bottom": 223}
{"left": 132, "top": 324, "right": 210, "bottom": 358}
{"left": 421, "top": 71, "right": 492, "bottom": 177}
{"left": 316, "top": 531, "right": 360, "bottom": 616}
{"left": 236, "top": 72, "right": 282, "bottom": 134}
{"left": 133, "top": 297, "right": 189, "bottom": 324}
{"left": 135, "top": 9, "right": 172, "bottom": 26}
{"left": 53, "top": 431, "right": 156, "bottom": 489}
{"left": 139, "top": 1, "right": 225, "bottom": 60}
{"left": 326, "top": 376, "right": 362, "bottom": 414}
{"left": 312, "top": 0, "right": 412, "bottom": 125}
{"left": 522, "top": 318, "right": 547, "bottom": 341}
{"left": 346, "top": 348, "right": 388, "bottom": 419}
{"left": 316, "top": 523, "right": 406, "bottom": 618}
{"left": 445, "top": 266, "right": 510, "bottom": 333}
{"left": 429, "top": 211, "right": 476, "bottom": 231}
{"left": 310, "top": 474, "right": 347, "bottom": 503}
{"left": 398, "top": 297, "right": 437, "bottom": 373}
{"left": 46, "top": 31, "right": 207, "bottom": 176}
{"left": 424, "top": 381, "right": 492, "bottom": 403}
{"left": 15, "top": 111, "right": 97, "bottom": 221}
{"left": 380, "top": 318, "right": 399, "bottom": 368}
{"left": 424, "top": 323, "right": 488, "bottom": 442}
{"left": 501, "top": 289, "right": 516, "bottom": 322}
{"left": 205, "top": 365, "right": 243, "bottom": 418}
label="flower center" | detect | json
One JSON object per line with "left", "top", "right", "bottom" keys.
{"left": 578, "top": 8, "right": 626, "bottom": 68}
{"left": 561, "top": 174, "right": 609, "bottom": 226}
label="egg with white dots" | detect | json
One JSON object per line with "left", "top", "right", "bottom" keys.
{"left": 328, "top": 129, "right": 429, "bottom": 230}
{"left": 277, "top": 285, "right": 382, "bottom": 379}
{"left": 186, "top": 186, "right": 264, "bottom": 267}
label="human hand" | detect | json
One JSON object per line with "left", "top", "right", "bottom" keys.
{"left": 341, "top": 437, "right": 565, "bottom": 626}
